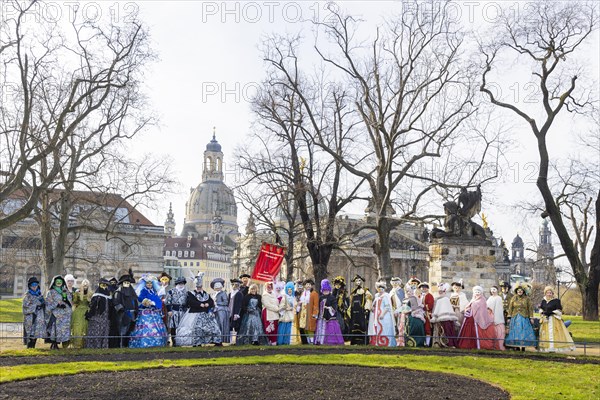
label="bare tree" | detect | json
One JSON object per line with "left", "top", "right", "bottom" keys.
{"left": 237, "top": 53, "right": 363, "bottom": 285}
{"left": 258, "top": 2, "right": 501, "bottom": 281}
{"left": 0, "top": 1, "right": 173, "bottom": 284}
{"left": 0, "top": 0, "right": 152, "bottom": 225}
{"left": 480, "top": 1, "right": 600, "bottom": 319}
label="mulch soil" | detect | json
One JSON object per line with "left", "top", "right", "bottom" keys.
{"left": 0, "top": 364, "right": 510, "bottom": 400}
{"left": 0, "top": 346, "right": 597, "bottom": 367}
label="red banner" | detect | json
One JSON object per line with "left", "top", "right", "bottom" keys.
{"left": 251, "top": 242, "right": 286, "bottom": 282}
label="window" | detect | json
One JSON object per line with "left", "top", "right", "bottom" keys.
{"left": 178, "top": 251, "right": 182, "bottom": 257}
{"left": 183, "top": 262, "right": 187, "bottom": 266}
{"left": 196, "top": 262, "right": 200, "bottom": 266}
{"left": 165, "top": 250, "right": 170, "bottom": 257}
{"left": 187, "top": 243, "right": 191, "bottom": 248}
{"left": 191, "top": 251, "right": 195, "bottom": 258}
{"left": 184, "top": 251, "right": 189, "bottom": 258}
{"left": 0, "top": 265, "right": 15, "bottom": 295}
{"left": 174, "top": 243, "right": 178, "bottom": 248}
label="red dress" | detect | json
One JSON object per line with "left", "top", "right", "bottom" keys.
{"left": 457, "top": 296, "right": 496, "bottom": 350}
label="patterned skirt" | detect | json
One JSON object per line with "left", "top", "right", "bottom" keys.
{"left": 505, "top": 314, "right": 537, "bottom": 348}
{"left": 129, "top": 309, "right": 167, "bottom": 348}
{"left": 237, "top": 311, "right": 268, "bottom": 345}
{"left": 86, "top": 312, "right": 109, "bottom": 349}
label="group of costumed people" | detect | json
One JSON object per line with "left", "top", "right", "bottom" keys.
{"left": 22, "top": 270, "right": 575, "bottom": 353}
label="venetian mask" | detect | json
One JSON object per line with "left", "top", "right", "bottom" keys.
{"left": 160, "top": 277, "right": 170, "bottom": 285}
{"left": 99, "top": 283, "right": 108, "bottom": 290}
{"left": 122, "top": 281, "right": 131, "bottom": 288}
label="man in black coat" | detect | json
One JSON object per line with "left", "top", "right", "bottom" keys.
{"left": 229, "top": 278, "right": 244, "bottom": 333}
{"left": 112, "top": 272, "right": 138, "bottom": 348}
{"left": 239, "top": 274, "right": 251, "bottom": 297}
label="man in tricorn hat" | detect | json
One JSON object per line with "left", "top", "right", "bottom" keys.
{"left": 239, "top": 273, "right": 251, "bottom": 297}
{"left": 113, "top": 270, "right": 138, "bottom": 348}
{"left": 348, "top": 275, "right": 372, "bottom": 345}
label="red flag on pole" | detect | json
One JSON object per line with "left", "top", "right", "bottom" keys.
{"left": 251, "top": 242, "right": 286, "bottom": 282}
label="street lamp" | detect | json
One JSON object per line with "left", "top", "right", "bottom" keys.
{"left": 409, "top": 245, "right": 417, "bottom": 276}
{"left": 555, "top": 267, "right": 561, "bottom": 298}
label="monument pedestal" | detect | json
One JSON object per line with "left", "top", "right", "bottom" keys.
{"left": 429, "top": 237, "right": 498, "bottom": 294}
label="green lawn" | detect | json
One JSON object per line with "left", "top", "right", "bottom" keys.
{"left": 561, "top": 315, "right": 600, "bottom": 343}
{"left": 1, "top": 353, "right": 598, "bottom": 399}
{"left": 0, "top": 298, "right": 23, "bottom": 323}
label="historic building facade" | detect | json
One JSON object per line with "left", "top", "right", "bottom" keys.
{"left": 0, "top": 192, "right": 165, "bottom": 297}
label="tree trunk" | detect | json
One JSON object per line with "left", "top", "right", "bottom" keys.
{"left": 312, "top": 263, "right": 328, "bottom": 292}
{"left": 376, "top": 217, "right": 393, "bottom": 281}
{"left": 583, "top": 190, "right": 600, "bottom": 320}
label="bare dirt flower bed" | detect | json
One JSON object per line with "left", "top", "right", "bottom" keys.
{"left": 0, "top": 364, "right": 509, "bottom": 400}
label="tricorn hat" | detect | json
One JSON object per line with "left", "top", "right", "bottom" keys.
{"left": 159, "top": 272, "right": 172, "bottom": 281}
{"left": 118, "top": 274, "right": 135, "bottom": 284}
{"left": 499, "top": 280, "right": 509, "bottom": 288}
{"left": 27, "top": 276, "right": 40, "bottom": 287}
{"left": 333, "top": 276, "right": 346, "bottom": 286}
{"left": 418, "top": 281, "right": 430, "bottom": 289}
{"left": 174, "top": 276, "right": 187, "bottom": 285}
{"left": 407, "top": 277, "right": 421, "bottom": 286}
{"left": 99, "top": 278, "right": 111, "bottom": 285}
{"left": 303, "top": 278, "right": 315, "bottom": 286}
{"left": 239, "top": 273, "right": 251, "bottom": 279}
{"left": 352, "top": 274, "right": 365, "bottom": 283}
{"left": 450, "top": 279, "right": 464, "bottom": 289}
{"left": 230, "top": 278, "right": 242, "bottom": 284}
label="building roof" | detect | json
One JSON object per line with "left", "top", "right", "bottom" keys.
{"left": 1, "top": 189, "right": 156, "bottom": 226}
{"left": 206, "top": 134, "right": 222, "bottom": 152}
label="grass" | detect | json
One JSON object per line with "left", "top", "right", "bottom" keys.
{"left": 1, "top": 353, "right": 598, "bottom": 399}
{"left": 561, "top": 315, "right": 600, "bottom": 343}
{"left": 0, "top": 298, "right": 23, "bottom": 323}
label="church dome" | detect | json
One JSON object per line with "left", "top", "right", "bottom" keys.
{"left": 512, "top": 234, "right": 524, "bottom": 247}
{"left": 206, "top": 136, "right": 222, "bottom": 152}
{"left": 186, "top": 180, "right": 237, "bottom": 223}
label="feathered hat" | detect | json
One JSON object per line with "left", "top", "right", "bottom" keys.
{"left": 512, "top": 281, "right": 532, "bottom": 296}
{"left": 194, "top": 272, "right": 205, "bottom": 288}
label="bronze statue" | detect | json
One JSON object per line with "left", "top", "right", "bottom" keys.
{"left": 432, "top": 185, "right": 486, "bottom": 239}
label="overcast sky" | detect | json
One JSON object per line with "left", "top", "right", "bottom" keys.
{"left": 22, "top": 1, "right": 597, "bottom": 263}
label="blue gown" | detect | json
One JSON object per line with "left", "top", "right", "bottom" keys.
{"left": 129, "top": 288, "right": 167, "bottom": 348}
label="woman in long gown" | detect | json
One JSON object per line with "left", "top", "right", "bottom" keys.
{"left": 179, "top": 273, "right": 222, "bottom": 347}
{"left": 430, "top": 283, "right": 458, "bottom": 348}
{"left": 314, "top": 279, "right": 345, "bottom": 345}
{"left": 277, "top": 281, "right": 296, "bottom": 345}
{"left": 237, "top": 284, "right": 268, "bottom": 345}
{"left": 70, "top": 279, "right": 91, "bottom": 349}
{"left": 403, "top": 286, "right": 426, "bottom": 347}
{"left": 129, "top": 275, "right": 168, "bottom": 348}
{"left": 86, "top": 278, "right": 112, "bottom": 349}
{"left": 538, "top": 286, "right": 575, "bottom": 352}
{"left": 457, "top": 286, "right": 496, "bottom": 350}
{"left": 486, "top": 286, "right": 506, "bottom": 350}
{"left": 22, "top": 277, "right": 46, "bottom": 349}
{"left": 368, "top": 280, "right": 397, "bottom": 347}
{"left": 45, "top": 275, "right": 73, "bottom": 350}
{"left": 211, "top": 278, "right": 230, "bottom": 344}
{"left": 505, "top": 282, "right": 537, "bottom": 350}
